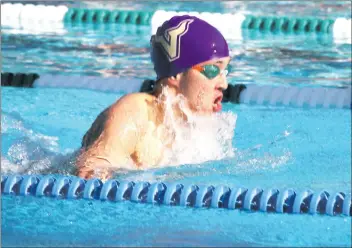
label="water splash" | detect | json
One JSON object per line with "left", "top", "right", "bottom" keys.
{"left": 1, "top": 111, "right": 76, "bottom": 175}
{"left": 2, "top": 111, "right": 59, "bottom": 152}
{"left": 141, "top": 86, "right": 237, "bottom": 168}
{"left": 2, "top": 92, "right": 294, "bottom": 181}
{"left": 118, "top": 124, "right": 293, "bottom": 182}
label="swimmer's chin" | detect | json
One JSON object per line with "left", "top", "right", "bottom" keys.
{"left": 213, "top": 104, "right": 222, "bottom": 112}
{"left": 192, "top": 103, "right": 223, "bottom": 114}
{"left": 193, "top": 108, "right": 221, "bottom": 115}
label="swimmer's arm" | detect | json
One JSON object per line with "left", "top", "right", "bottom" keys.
{"left": 76, "top": 94, "right": 149, "bottom": 177}
{"left": 105, "top": 94, "right": 148, "bottom": 155}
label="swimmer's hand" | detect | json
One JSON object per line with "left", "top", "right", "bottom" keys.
{"left": 76, "top": 157, "right": 112, "bottom": 181}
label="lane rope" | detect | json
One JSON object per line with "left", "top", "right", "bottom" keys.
{"left": 2, "top": 174, "right": 351, "bottom": 216}
{"left": 1, "top": 3, "right": 351, "bottom": 43}
{"left": 2, "top": 72, "right": 351, "bottom": 109}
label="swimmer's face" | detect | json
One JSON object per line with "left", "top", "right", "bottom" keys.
{"left": 178, "top": 57, "right": 230, "bottom": 114}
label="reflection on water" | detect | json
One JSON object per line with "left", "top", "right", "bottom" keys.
{"left": 2, "top": 25, "right": 351, "bottom": 86}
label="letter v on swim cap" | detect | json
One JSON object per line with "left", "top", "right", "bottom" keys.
{"left": 150, "top": 15, "right": 229, "bottom": 80}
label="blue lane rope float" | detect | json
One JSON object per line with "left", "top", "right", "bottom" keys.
{"left": 1, "top": 3, "right": 351, "bottom": 43}
{"left": 1, "top": 174, "right": 351, "bottom": 217}
{"left": 1, "top": 72, "right": 351, "bottom": 109}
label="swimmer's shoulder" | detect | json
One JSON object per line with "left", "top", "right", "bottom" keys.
{"left": 112, "top": 92, "right": 156, "bottom": 108}
{"left": 108, "top": 92, "right": 156, "bottom": 120}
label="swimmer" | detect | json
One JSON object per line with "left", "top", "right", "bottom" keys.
{"left": 75, "top": 15, "right": 231, "bottom": 180}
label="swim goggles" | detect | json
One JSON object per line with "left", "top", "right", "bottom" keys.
{"left": 192, "top": 63, "right": 232, "bottom": 79}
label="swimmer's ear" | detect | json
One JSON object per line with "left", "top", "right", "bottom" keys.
{"left": 167, "top": 73, "right": 182, "bottom": 88}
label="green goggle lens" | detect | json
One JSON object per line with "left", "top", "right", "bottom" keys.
{"left": 199, "top": 64, "right": 232, "bottom": 79}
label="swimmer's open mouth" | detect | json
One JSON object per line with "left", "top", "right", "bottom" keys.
{"left": 213, "top": 94, "right": 223, "bottom": 112}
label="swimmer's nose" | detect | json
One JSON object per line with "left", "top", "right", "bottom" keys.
{"left": 216, "top": 76, "right": 228, "bottom": 91}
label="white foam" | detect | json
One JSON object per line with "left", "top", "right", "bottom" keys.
{"left": 136, "top": 87, "right": 237, "bottom": 169}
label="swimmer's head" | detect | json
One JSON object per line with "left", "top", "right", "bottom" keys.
{"left": 150, "top": 16, "right": 230, "bottom": 114}
{"left": 150, "top": 15, "right": 230, "bottom": 80}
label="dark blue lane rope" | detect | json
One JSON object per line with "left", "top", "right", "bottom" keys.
{"left": 1, "top": 174, "right": 351, "bottom": 217}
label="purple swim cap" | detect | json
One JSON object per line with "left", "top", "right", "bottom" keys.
{"left": 150, "top": 15, "right": 229, "bottom": 80}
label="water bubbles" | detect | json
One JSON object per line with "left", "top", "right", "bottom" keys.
{"left": 284, "top": 130, "right": 291, "bottom": 137}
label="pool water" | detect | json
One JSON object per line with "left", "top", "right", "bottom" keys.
{"left": 1, "top": 194, "right": 350, "bottom": 247}
{"left": 1, "top": 1, "right": 352, "bottom": 247}
{"left": 2, "top": 23, "right": 352, "bottom": 87}
{"left": 2, "top": 87, "right": 351, "bottom": 246}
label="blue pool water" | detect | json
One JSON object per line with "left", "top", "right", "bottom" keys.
{"left": 3, "top": 23, "right": 352, "bottom": 87}
{"left": 1, "top": 1, "right": 352, "bottom": 247}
